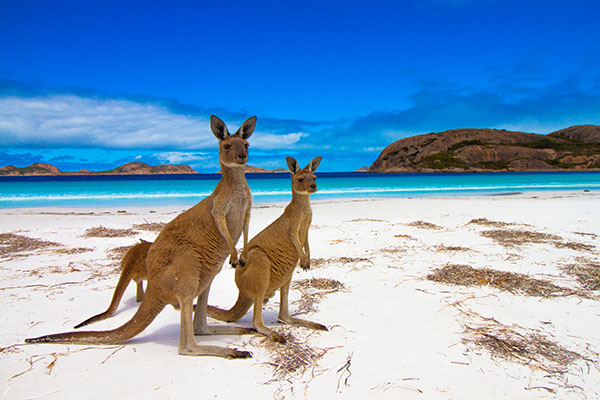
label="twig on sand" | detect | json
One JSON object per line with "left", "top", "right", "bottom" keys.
{"left": 101, "top": 345, "right": 126, "bottom": 364}
{"left": 336, "top": 352, "right": 353, "bottom": 392}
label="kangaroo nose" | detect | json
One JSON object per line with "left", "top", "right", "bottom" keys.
{"left": 310, "top": 183, "right": 317, "bottom": 189}
{"left": 238, "top": 153, "right": 247, "bottom": 159}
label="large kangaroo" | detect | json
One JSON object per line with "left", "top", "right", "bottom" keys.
{"left": 26, "top": 115, "right": 256, "bottom": 358}
{"left": 208, "top": 156, "right": 327, "bottom": 343}
{"left": 74, "top": 239, "right": 151, "bottom": 329}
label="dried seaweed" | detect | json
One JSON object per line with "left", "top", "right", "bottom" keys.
{"left": 51, "top": 247, "right": 94, "bottom": 255}
{"left": 427, "top": 264, "right": 578, "bottom": 298}
{"left": 434, "top": 245, "right": 473, "bottom": 253}
{"left": 561, "top": 261, "right": 600, "bottom": 291}
{"left": 310, "top": 257, "right": 369, "bottom": 268}
{"left": 291, "top": 278, "right": 346, "bottom": 315}
{"left": 256, "top": 327, "right": 329, "bottom": 382}
{"left": 83, "top": 226, "right": 138, "bottom": 238}
{"left": 481, "top": 229, "right": 594, "bottom": 251}
{"left": 553, "top": 241, "right": 595, "bottom": 252}
{"left": 0, "top": 233, "right": 61, "bottom": 256}
{"left": 408, "top": 220, "right": 443, "bottom": 230}
{"left": 468, "top": 218, "right": 516, "bottom": 228}
{"left": 132, "top": 222, "right": 166, "bottom": 232}
{"left": 480, "top": 229, "right": 562, "bottom": 247}
{"left": 464, "top": 323, "right": 582, "bottom": 375}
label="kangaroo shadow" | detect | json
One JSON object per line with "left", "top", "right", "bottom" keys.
{"left": 126, "top": 308, "right": 284, "bottom": 347}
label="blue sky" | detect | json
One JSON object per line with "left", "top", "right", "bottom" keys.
{"left": 1, "top": 0, "right": 599, "bottom": 172}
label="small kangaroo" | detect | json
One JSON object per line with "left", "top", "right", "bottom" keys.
{"left": 74, "top": 239, "right": 151, "bottom": 329}
{"left": 26, "top": 115, "right": 256, "bottom": 358}
{"left": 208, "top": 156, "right": 327, "bottom": 343}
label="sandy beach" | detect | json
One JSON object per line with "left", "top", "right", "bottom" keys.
{"left": 1, "top": 192, "right": 599, "bottom": 399}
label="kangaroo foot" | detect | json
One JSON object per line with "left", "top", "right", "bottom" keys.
{"left": 194, "top": 325, "right": 254, "bottom": 336}
{"left": 279, "top": 316, "right": 328, "bottom": 331}
{"left": 253, "top": 325, "right": 287, "bottom": 343}
{"left": 178, "top": 344, "right": 252, "bottom": 358}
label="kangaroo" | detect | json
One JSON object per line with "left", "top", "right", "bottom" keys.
{"left": 74, "top": 239, "right": 151, "bottom": 329}
{"left": 207, "top": 156, "right": 327, "bottom": 343}
{"left": 26, "top": 115, "right": 256, "bottom": 358}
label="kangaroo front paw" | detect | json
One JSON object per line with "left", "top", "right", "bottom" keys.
{"left": 229, "top": 252, "right": 238, "bottom": 267}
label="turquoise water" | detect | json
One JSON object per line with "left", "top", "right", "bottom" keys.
{"left": 0, "top": 172, "right": 599, "bottom": 208}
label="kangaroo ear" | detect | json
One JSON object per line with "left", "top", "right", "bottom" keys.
{"left": 236, "top": 116, "right": 257, "bottom": 139}
{"left": 306, "top": 156, "right": 322, "bottom": 172}
{"left": 286, "top": 156, "right": 300, "bottom": 173}
{"left": 211, "top": 115, "right": 228, "bottom": 140}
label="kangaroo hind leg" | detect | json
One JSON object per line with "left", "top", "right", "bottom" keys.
{"left": 178, "top": 295, "right": 251, "bottom": 358}
{"left": 278, "top": 280, "right": 328, "bottom": 331}
{"left": 193, "top": 278, "right": 253, "bottom": 336}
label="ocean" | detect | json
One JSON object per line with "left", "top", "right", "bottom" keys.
{"left": 1, "top": 171, "right": 599, "bottom": 209}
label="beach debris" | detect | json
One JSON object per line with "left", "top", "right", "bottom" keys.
{"left": 573, "top": 231, "right": 598, "bottom": 239}
{"left": 291, "top": 278, "right": 346, "bottom": 315}
{"left": 467, "top": 218, "right": 517, "bottom": 228}
{"left": 255, "top": 327, "right": 329, "bottom": 382}
{"left": 407, "top": 220, "right": 443, "bottom": 230}
{"left": 561, "top": 259, "right": 600, "bottom": 291}
{"left": 427, "top": 264, "right": 578, "bottom": 298}
{"left": 347, "top": 218, "right": 386, "bottom": 223}
{"left": 0, "top": 233, "right": 61, "bottom": 257}
{"left": 51, "top": 247, "right": 94, "bottom": 255}
{"left": 480, "top": 229, "right": 595, "bottom": 251}
{"left": 553, "top": 241, "right": 596, "bottom": 252}
{"left": 480, "top": 229, "right": 562, "bottom": 247}
{"left": 463, "top": 321, "right": 583, "bottom": 375}
{"left": 310, "top": 257, "right": 369, "bottom": 268}
{"left": 336, "top": 353, "right": 353, "bottom": 392}
{"left": 131, "top": 222, "right": 166, "bottom": 232}
{"left": 82, "top": 226, "right": 138, "bottom": 238}
{"left": 433, "top": 245, "right": 473, "bottom": 253}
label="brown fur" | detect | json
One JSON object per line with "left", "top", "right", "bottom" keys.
{"left": 208, "top": 156, "right": 327, "bottom": 343}
{"left": 74, "top": 239, "right": 151, "bottom": 329}
{"left": 26, "top": 116, "right": 257, "bottom": 358}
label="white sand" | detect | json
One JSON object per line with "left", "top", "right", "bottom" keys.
{"left": 1, "top": 192, "right": 599, "bottom": 399}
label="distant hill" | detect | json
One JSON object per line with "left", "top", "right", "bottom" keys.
{"left": 368, "top": 125, "right": 600, "bottom": 173}
{"left": 218, "top": 165, "right": 289, "bottom": 173}
{"left": 0, "top": 162, "right": 198, "bottom": 176}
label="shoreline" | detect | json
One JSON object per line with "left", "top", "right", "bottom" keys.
{"left": 1, "top": 194, "right": 599, "bottom": 399}
{"left": 0, "top": 188, "right": 598, "bottom": 213}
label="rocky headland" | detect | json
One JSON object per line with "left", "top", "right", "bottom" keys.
{"left": 368, "top": 125, "right": 600, "bottom": 173}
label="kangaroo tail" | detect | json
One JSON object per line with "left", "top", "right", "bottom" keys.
{"left": 74, "top": 268, "right": 134, "bottom": 329}
{"left": 26, "top": 285, "right": 165, "bottom": 345}
{"left": 207, "top": 293, "right": 252, "bottom": 323}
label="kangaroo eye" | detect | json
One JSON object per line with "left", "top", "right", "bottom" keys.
{"left": 245, "top": 143, "right": 249, "bottom": 149}
{"left": 224, "top": 144, "right": 231, "bottom": 150}
{"left": 298, "top": 178, "right": 304, "bottom": 182}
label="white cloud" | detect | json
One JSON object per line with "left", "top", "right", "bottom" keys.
{"left": 0, "top": 95, "right": 214, "bottom": 149}
{"left": 250, "top": 132, "right": 308, "bottom": 150}
{"left": 363, "top": 146, "right": 383, "bottom": 152}
{"left": 153, "top": 151, "right": 210, "bottom": 164}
